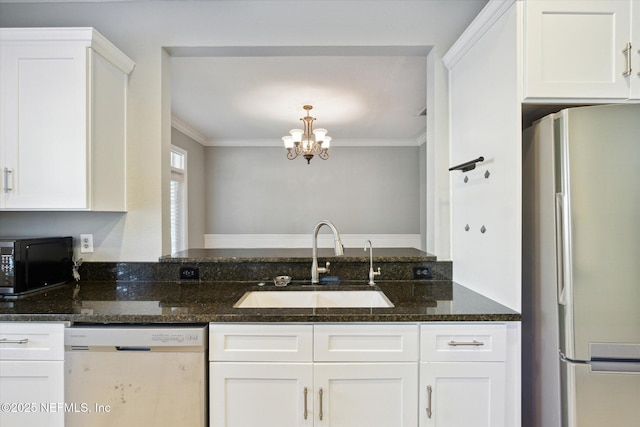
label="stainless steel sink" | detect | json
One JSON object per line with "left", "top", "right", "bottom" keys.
{"left": 233, "top": 290, "right": 394, "bottom": 308}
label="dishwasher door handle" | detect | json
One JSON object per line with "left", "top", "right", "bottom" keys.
{"left": 115, "top": 346, "right": 151, "bottom": 351}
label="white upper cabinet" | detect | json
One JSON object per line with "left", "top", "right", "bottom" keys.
{"left": 0, "top": 28, "right": 134, "bottom": 211}
{"left": 524, "top": 0, "right": 636, "bottom": 101}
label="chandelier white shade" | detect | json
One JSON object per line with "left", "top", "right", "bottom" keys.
{"left": 282, "top": 105, "right": 332, "bottom": 164}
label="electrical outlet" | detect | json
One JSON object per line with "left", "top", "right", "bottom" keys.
{"left": 412, "top": 266, "right": 432, "bottom": 279}
{"left": 180, "top": 266, "right": 200, "bottom": 281}
{"left": 80, "top": 234, "right": 94, "bottom": 253}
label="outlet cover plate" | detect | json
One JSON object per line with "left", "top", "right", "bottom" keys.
{"left": 179, "top": 266, "right": 200, "bottom": 280}
{"left": 412, "top": 266, "right": 432, "bottom": 279}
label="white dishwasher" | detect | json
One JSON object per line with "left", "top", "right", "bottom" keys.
{"left": 65, "top": 325, "right": 207, "bottom": 427}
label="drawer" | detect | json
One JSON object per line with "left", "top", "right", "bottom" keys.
{"left": 209, "top": 323, "right": 313, "bottom": 362}
{"left": 0, "top": 322, "right": 66, "bottom": 361}
{"left": 314, "top": 323, "right": 419, "bottom": 362}
{"left": 420, "top": 323, "right": 507, "bottom": 362}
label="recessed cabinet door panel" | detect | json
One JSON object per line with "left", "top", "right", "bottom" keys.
{"left": 1, "top": 45, "right": 88, "bottom": 209}
{"left": 524, "top": 0, "right": 631, "bottom": 100}
{"left": 420, "top": 362, "right": 505, "bottom": 427}
{"left": 210, "top": 362, "right": 313, "bottom": 427}
{"left": 314, "top": 362, "right": 418, "bottom": 427}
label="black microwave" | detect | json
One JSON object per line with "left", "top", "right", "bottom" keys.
{"left": 0, "top": 237, "right": 73, "bottom": 297}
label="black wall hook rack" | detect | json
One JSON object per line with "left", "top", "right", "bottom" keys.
{"left": 448, "top": 156, "right": 484, "bottom": 173}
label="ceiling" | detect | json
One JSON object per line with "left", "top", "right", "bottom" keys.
{"left": 170, "top": 46, "right": 429, "bottom": 147}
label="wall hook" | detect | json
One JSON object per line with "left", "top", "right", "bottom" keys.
{"left": 480, "top": 225, "right": 487, "bottom": 233}
{"left": 449, "top": 156, "right": 484, "bottom": 173}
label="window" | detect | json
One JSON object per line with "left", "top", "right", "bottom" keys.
{"left": 170, "top": 146, "right": 188, "bottom": 254}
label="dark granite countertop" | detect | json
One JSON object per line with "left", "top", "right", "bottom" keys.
{"left": 160, "top": 247, "right": 437, "bottom": 263}
{"left": 0, "top": 280, "right": 520, "bottom": 323}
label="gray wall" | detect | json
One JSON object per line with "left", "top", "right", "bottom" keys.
{"left": 206, "top": 146, "right": 421, "bottom": 235}
{"left": 171, "top": 127, "right": 206, "bottom": 248}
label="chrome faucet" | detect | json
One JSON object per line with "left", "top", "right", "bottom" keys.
{"left": 311, "top": 220, "right": 344, "bottom": 284}
{"left": 364, "top": 240, "right": 381, "bottom": 285}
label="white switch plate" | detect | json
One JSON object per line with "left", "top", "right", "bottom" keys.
{"left": 80, "top": 234, "right": 94, "bottom": 253}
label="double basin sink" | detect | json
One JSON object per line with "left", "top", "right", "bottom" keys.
{"left": 234, "top": 289, "right": 394, "bottom": 308}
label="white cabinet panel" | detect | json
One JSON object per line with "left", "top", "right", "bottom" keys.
{"left": 210, "top": 363, "right": 313, "bottom": 427}
{"left": 0, "top": 45, "right": 88, "bottom": 209}
{"left": 314, "top": 323, "right": 418, "bottom": 362}
{"left": 209, "top": 323, "right": 313, "bottom": 362}
{"left": 420, "top": 361, "right": 505, "bottom": 427}
{"left": 524, "top": 0, "right": 633, "bottom": 100}
{"left": 0, "top": 321, "right": 65, "bottom": 361}
{"left": 446, "top": 1, "right": 522, "bottom": 311}
{"left": 420, "top": 323, "right": 506, "bottom": 362}
{"left": 0, "top": 360, "right": 64, "bottom": 427}
{"left": 315, "top": 362, "right": 418, "bottom": 427}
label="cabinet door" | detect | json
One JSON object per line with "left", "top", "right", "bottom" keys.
{"left": 419, "top": 362, "right": 505, "bottom": 427}
{"left": 314, "top": 363, "right": 418, "bottom": 427}
{"left": 210, "top": 362, "right": 313, "bottom": 427}
{"left": 0, "top": 44, "right": 88, "bottom": 209}
{"left": 524, "top": 0, "right": 632, "bottom": 100}
{"left": 0, "top": 360, "right": 64, "bottom": 427}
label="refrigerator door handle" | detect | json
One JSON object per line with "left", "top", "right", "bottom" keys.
{"left": 559, "top": 351, "right": 589, "bottom": 366}
{"left": 555, "top": 193, "right": 566, "bottom": 305}
{"left": 560, "top": 350, "right": 640, "bottom": 373}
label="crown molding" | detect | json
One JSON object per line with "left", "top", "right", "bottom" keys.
{"left": 0, "top": 27, "right": 135, "bottom": 74}
{"left": 171, "top": 116, "right": 208, "bottom": 145}
{"left": 206, "top": 138, "right": 424, "bottom": 147}
{"left": 443, "top": 0, "right": 517, "bottom": 70}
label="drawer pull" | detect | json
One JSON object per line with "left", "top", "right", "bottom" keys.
{"left": 426, "top": 385, "right": 433, "bottom": 418}
{"left": 3, "top": 168, "right": 13, "bottom": 193}
{"left": 448, "top": 339, "right": 484, "bottom": 347}
{"left": 303, "top": 387, "right": 308, "bottom": 420}
{"left": 0, "top": 338, "right": 29, "bottom": 344}
{"left": 319, "top": 387, "right": 324, "bottom": 421}
{"left": 622, "top": 43, "right": 632, "bottom": 76}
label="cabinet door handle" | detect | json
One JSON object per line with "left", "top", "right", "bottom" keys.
{"left": 303, "top": 387, "right": 308, "bottom": 420}
{"left": 426, "top": 385, "right": 433, "bottom": 419}
{"left": 448, "top": 339, "right": 484, "bottom": 347}
{"left": 318, "top": 387, "right": 323, "bottom": 421}
{"left": 622, "top": 43, "right": 632, "bottom": 76}
{"left": 3, "top": 168, "right": 13, "bottom": 193}
{"left": 0, "top": 338, "right": 29, "bottom": 344}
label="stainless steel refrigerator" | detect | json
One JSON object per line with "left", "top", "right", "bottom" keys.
{"left": 522, "top": 104, "right": 640, "bottom": 427}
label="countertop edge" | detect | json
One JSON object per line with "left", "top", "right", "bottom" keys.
{"left": 0, "top": 313, "right": 521, "bottom": 323}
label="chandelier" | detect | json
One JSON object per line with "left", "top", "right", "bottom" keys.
{"left": 282, "top": 105, "right": 332, "bottom": 164}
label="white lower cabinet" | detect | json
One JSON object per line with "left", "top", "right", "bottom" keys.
{"left": 209, "top": 323, "right": 418, "bottom": 427}
{"left": 210, "top": 362, "right": 313, "bottom": 427}
{"left": 419, "top": 362, "right": 505, "bottom": 427}
{"left": 315, "top": 362, "right": 417, "bottom": 426}
{"left": 210, "top": 322, "right": 514, "bottom": 427}
{"left": 419, "top": 323, "right": 507, "bottom": 427}
{"left": 0, "top": 322, "right": 66, "bottom": 427}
